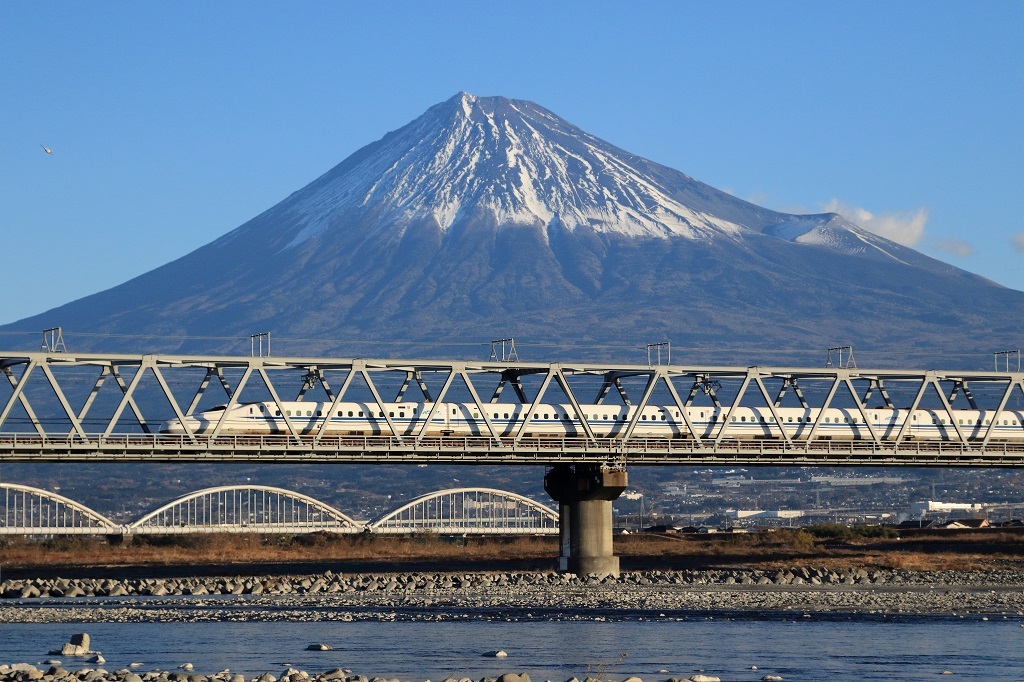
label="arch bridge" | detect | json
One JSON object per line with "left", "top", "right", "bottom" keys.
{"left": 369, "top": 487, "right": 558, "bottom": 534}
{"left": 0, "top": 483, "right": 556, "bottom": 537}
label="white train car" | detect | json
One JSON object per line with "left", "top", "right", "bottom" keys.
{"left": 160, "top": 401, "right": 1024, "bottom": 442}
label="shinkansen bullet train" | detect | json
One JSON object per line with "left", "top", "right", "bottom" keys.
{"left": 160, "top": 401, "right": 1024, "bottom": 441}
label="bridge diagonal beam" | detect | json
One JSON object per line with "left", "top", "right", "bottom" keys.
{"left": 844, "top": 377, "right": 881, "bottom": 444}
{"left": 413, "top": 371, "right": 433, "bottom": 402}
{"left": 594, "top": 375, "right": 614, "bottom": 405}
{"left": 103, "top": 364, "right": 150, "bottom": 437}
{"left": 894, "top": 376, "right": 931, "bottom": 445}
{"left": 862, "top": 377, "right": 894, "bottom": 408}
{"left": 620, "top": 371, "right": 659, "bottom": 442}
{"left": 554, "top": 367, "right": 596, "bottom": 443}
{"left": 360, "top": 367, "right": 404, "bottom": 444}
{"left": 111, "top": 364, "right": 155, "bottom": 433}
{"left": 38, "top": 362, "right": 88, "bottom": 440}
{"left": 714, "top": 374, "right": 752, "bottom": 445}
{"left": 460, "top": 370, "right": 502, "bottom": 444}
{"left": 150, "top": 364, "right": 198, "bottom": 444}
{"left": 982, "top": 377, "right": 1024, "bottom": 446}
{"left": 931, "top": 376, "right": 969, "bottom": 445}
{"left": 254, "top": 366, "right": 304, "bottom": 442}
{"left": 394, "top": 371, "right": 414, "bottom": 402}
{"left": 416, "top": 369, "right": 456, "bottom": 442}
{"left": 0, "top": 362, "right": 45, "bottom": 436}
{"left": 314, "top": 367, "right": 357, "bottom": 444}
{"left": 662, "top": 372, "right": 702, "bottom": 444}
{"left": 514, "top": 368, "right": 556, "bottom": 444}
{"left": 76, "top": 365, "right": 110, "bottom": 423}
{"left": 208, "top": 366, "right": 254, "bottom": 438}
{"left": 754, "top": 374, "right": 792, "bottom": 445}
{"left": 803, "top": 375, "right": 842, "bottom": 444}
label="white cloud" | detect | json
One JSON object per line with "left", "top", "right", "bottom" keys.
{"left": 1012, "top": 233, "right": 1024, "bottom": 252}
{"left": 823, "top": 199, "right": 928, "bottom": 247}
{"left": 935, "top": 238, "right": 973, "bottom": 258}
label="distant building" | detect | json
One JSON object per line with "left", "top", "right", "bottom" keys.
{"left": 937, "top": 518, "right": 990, "bottom": 529}
{"left": 726, "top": 509, "right": 804, "bottom": 520}
{"left": 910, "top": 501, "right": 983, "bottom": 517}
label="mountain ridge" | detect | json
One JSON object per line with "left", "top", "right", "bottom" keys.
{"left": 2, "top": 92, "right": 1020, "bottom": 367}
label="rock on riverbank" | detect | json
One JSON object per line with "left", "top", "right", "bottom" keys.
{"left": 1, "top": 567, "right": 1024, "bottom": 622}
{"left": 3, "top": 566, "right": 1023, "bottom": 601}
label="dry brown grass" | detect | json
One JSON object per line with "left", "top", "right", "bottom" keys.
{"left": 2, "top": 529, "right": 1021, "bottom": 574}
{"left": 614, "top": 529, "right": 1024, "bottom": 572}
{"left": 0, "top": 533, "right": 558, "bottom": 571}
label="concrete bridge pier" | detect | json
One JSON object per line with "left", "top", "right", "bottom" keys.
{"left": 544, "top": 463, "right": 628, "bottom": 577}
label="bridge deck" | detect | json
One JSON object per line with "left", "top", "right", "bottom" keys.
{"left": 0, "top": 433, "right": 1021, "bottom": 466}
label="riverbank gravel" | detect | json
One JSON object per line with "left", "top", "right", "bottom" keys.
{"left": 1, "top": 567, "right": 1023, "bottom": 622}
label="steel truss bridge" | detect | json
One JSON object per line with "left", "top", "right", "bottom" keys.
{"left": 0, "top": 483, "right": 558, "bottom": 536}
{"left": 1, "top": 350, "right": 1023, "bottom": 466}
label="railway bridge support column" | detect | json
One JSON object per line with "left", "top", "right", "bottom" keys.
{"left": 544, "top": 464, "right": 628, "bottom": 577}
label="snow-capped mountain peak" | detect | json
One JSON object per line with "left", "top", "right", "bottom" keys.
{"left": 284, "top": 93, "right": 759, "bottom": 247}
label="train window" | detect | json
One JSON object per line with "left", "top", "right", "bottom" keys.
{"left": 760, "top": 416, "right": 766, "bottom": 423}
{"left": 399, "top": 413, "right": 405, "bottom": 418}
{"left": 824, "top": 417, "right": 829, "bottom": 423}
{"left": 787, "top": 417, "right": 793, "bottom": 422}
{"left": 504, "top": 413, "right": 509, "bottom": 419}
{"left": 316, "top": 411, "right": 322, "bottom": 417}
{"left": 337, "top": 411, "right": 342, "bottom": 417}
{"left": 286, "top": 410, "right": 292, "bottom": 416}
{"left": 379, "top": 412, "right": 384, "bottom": 418}
{"left": 347, "top": 411, "right": 353, "bottom": 417}
{"left": 259, "top": 405, "right": 265, "bottom": 412}
{"left": 740, "top": 416, "right": 746, "bottom": 422}
{"left": 959, "top": 419, "right": 963, "bottom": 425}
{"left": 731, "top": 416, "right": 737, "bottom": 422}
{"left": 473, "top": 413, "right": 479, "bottom": 418}
{"left": 275, "top": 410, "right": 281, "bottom": 416}
{"left": 941, "top": 418, "right": 946, "bottom": 425}
{"left": 359, "top": 411, "right": 364, "bottom": 417}
{"left": 661, "top": 415, "right": 666, "bottom": 421}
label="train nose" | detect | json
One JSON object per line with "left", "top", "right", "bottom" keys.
{"left": 159, "top": 417, "right": 204, "bottom": 434}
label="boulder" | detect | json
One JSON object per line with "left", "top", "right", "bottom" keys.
{"left": 306, "top": 644, "right": 332, "bottom": 651}
{"left": 688, "top": 676, "right": 721, "bottom": 682}
{"left": 482, "top": 651, "right": 508, "bottom": 659}
{"left": 70, "top": 634, "right": 91, "bottom": 650}
{"left": 761, "top": 676, "right": 783, "bottom": 681}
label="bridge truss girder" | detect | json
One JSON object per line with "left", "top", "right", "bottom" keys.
{"left": 0, "top": 351, "right": 1023, "bottom": 466}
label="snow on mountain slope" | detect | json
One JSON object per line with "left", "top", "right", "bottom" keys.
{"left": 284, "top": 92, "right": 769, "bottom": 247}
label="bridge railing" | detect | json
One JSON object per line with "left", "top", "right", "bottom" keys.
{"left": 0, "top": 432, "right": 1021, "bottom": 466}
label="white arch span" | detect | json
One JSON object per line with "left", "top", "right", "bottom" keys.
{"left": 128, "top": 484, "right": 363, "bottom": 534}
{"left": 0, "top": 482, "right": 119, "bottom": 534}
{"left": 369, "top": 487, "right": 559, "bottom": 535}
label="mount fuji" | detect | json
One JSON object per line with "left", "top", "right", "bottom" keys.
{"left": 5, "top": 92, "right": 1021, "bottom": 366}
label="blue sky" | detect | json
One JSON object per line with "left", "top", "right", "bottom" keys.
{"left": 1, "top": 1, "right": 1021, "bottom": 326}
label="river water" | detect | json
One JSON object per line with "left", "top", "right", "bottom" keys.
{"left": 2, "top": 617, "right": 1023, "bottom": 681}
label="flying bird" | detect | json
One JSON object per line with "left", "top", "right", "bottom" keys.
{"left": 41, "top": 145, "right": 53, "bottom": 155}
